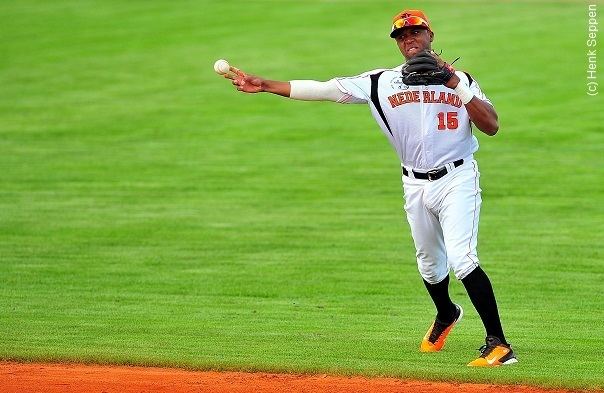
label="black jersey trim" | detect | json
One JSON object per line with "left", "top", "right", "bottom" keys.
{"left": 370, "top": 71, "right": 393, "bottom": 136}
{"left": 463, "top": 71, "right": 474, "bottom": 86}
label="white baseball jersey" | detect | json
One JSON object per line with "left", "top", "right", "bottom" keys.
{"left": 333, "top": 67, "right": 492, "bottom": 170}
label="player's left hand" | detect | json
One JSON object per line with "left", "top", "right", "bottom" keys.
{"left": 401, "top": 50, "right": 456, "bottom": 86}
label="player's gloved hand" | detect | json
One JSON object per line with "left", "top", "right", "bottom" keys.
{"left": 401, "top": 50, "right": 456, "bottom": 86}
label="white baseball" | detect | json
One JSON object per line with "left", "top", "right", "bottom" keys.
{"left": 214, "top": 59, "right": 230, "bottom": 75}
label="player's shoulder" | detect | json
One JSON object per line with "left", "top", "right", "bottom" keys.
{"left": 337, "top": 66, "right": 402, "bottom": 80}
{"left": 455, "top": 70, "right": 475, "bottom": 86}
{"left": 371, "top": 65, "right": 403, "bottom": 76}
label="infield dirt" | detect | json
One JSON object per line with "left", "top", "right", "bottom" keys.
{"left": 1, "top": 362, "right": 599, "bottom": 393}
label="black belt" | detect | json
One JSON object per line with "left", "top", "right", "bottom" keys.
{"left": 403, "top": 159, "right": 464, "bottom": 181}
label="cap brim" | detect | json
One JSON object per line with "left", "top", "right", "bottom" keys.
{"left": 390, "top": 25, "right": 430, "bottom": 38}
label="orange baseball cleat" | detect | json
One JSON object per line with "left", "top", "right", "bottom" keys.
{"left": 420, "top": 304, "right": 463, "bottom": 352}
{"left": 467, "top": 336, "right": 518, "bottom": 367}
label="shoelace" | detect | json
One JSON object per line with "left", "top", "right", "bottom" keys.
{"left": 477, "top": 343, "right": 496, "bottom": 358}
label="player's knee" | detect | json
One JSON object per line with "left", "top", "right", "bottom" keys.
{"left": 420, "top": 272, "right": 448, "bottom": 285}
{"left": 417, "top": 259, "right": 448, "bottom": 284}
{"left": 448, "top": 255, "right": 479, "bottom": 280}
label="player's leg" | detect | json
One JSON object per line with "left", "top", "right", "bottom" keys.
{"left": 437, "top": 161, "right": 516, "bottom": 365}
{"left": 403, "top": 177, "right": 449, "bottom": 301}
{"left": 403, "top": 177, "right": 461, "bottom": 352}
{"left": 423, "top": 274, "right": 457, "bottom": 324}
{"left": 438, "top": 161, "right": 506, "bottom": 340}
{"left": 462, "top": 267, "right": 517, "bottom": 366}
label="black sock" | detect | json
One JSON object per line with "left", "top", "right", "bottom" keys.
{"left": 461, "top": 266, "right": 507, "bottom": 344}
{"left": 423, "top": 275, "right": 457, "bottom": 323}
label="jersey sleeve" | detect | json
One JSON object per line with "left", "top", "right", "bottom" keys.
{"left": 332, "top": 70, "right": 384, "bottom": 104}
{"left": 289, "top": 79, "right": 348, "bottom": 102}
{"left": 456, "top": 71, "right": 493, "bottom": 106}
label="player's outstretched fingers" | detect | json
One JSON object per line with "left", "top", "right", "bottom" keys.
{"left": 231, "top": 66, "right": 245, "bottom": 77}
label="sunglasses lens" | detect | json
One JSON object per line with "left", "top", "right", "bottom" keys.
{"left": 394, "top": 19, "right": 406, "bottom": 28}
{"left": 393, "top": 15, "right": 429, "bottom": 30}
{"left": 408, "top": 16, "right": 425, "bottom": 26}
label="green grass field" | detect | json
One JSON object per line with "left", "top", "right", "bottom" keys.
{"left": 1, "top": 0, "right": 603, "bottom": 389}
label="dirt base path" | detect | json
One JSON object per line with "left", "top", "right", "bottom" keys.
{"left": 0, "top": 362, "right": 595, "bottom": 393}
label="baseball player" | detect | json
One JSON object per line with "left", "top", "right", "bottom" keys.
{"left": 225, "top": 9, "right": 517, "bottom": 367}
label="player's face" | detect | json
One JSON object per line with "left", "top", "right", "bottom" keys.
{"left": 394, "top": 27, "right": 433, "bottom": 60}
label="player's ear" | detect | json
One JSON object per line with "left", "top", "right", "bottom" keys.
{"left": 429, "top": 31, "right": 434, "bottom": 42}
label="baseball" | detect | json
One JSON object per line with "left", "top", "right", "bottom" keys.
{"left": 214, "top": 59, "right": 230, "bottom": 75}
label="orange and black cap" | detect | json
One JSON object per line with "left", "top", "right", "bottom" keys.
{"left": 390, "top": 9, "right": 432, "bottom": 38}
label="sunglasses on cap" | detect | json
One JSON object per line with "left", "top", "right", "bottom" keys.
{"left": 390, "top": 11, "right": 432, "bottom": 38}
{"left": 392, "top": 15, "right": 430, "bottom": 30}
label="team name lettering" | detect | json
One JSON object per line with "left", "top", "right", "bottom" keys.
{"left": 388, "top": 91, "right": 421, "bottom": 107}
{"left": 388, "top": 90, "right": 463, "bottom": 108}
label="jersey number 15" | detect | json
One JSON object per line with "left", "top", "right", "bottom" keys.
{"left": 437, "top": 112, "right": 459, "bottom": 131}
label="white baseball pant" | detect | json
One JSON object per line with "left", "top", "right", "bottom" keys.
{"left": 402, "top": 159, "right": 482, "bottom": 284}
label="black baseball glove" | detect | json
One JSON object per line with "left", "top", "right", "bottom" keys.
{"left": 401, "top": 50, "right": 457, "bottom": 86}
